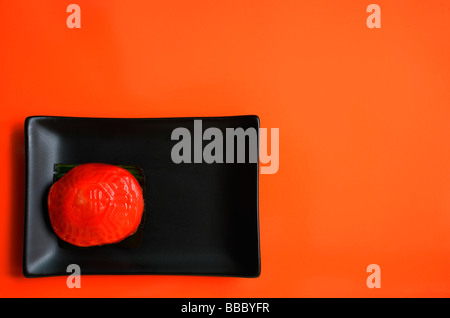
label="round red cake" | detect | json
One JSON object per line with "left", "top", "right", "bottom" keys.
{"left": 47, "top": 163, "right": 144, "bottom": 247}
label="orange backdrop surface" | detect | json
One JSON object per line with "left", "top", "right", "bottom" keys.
{"left": 1, "top": 1, "right": 450, "bottom": 297}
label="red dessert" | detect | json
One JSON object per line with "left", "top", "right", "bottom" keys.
{"left": 47, "top": 163, "right": 144, "bottom": 247}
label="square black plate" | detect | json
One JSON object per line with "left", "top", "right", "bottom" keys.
{"left": 23, "top": 115, "right": 260, "bottom": 277}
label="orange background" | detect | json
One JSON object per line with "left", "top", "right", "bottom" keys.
{"left": 1, "top": 1, "right": 450, "bottom": 297}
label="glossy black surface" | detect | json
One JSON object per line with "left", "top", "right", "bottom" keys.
{"left": 24, "top": 116, "right": 260, "bottom": 277}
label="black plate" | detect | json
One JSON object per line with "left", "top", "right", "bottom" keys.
{"left": 24, "top": 115, "right": 260, "bottom": 277}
